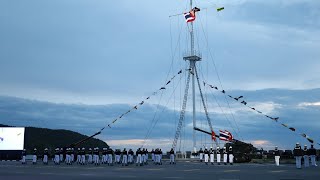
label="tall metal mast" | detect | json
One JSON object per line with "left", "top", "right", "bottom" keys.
{"left": 190, "top": 0, "right": 197, "bottom": 153}
{"left": 188, "top": 0, "right": 201, "bottom": 152}
{"left": 172, "top": 0, "right": 203, "bottom": 152}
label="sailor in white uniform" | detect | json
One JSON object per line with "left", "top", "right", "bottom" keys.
{"left": 223, "top": 147, "right": 228, "bottom": 165}
{"left": 169, "top": 148, "right": 175, "bottom": 164}
{"left": 210, "top": 147, "right": 215, "bottom": 165}
{"left": 293, "top": 143, "right": 303, "bottom": 169}
{"left": 199, "top": 148, "right": 204, "bottom": 162}
{"left": 228, "top": 146, "right": 234, "bottom": 165}
{"left": 43, "top": 148, "right": 49, "bottom": 165}
{"left": 21, "top": 149, "right": 27, "bottom": 164}
{"left": 273, "top": 146, "right": 280, "bottom": 166}
{"left": 216, "top": 146, "right": 221, "bottom": 165}
{"left": 309, "top": 144, "right": 317, "bottom": 167}
{"left": 32, "top": 148, "right": 37, "bottom": 165}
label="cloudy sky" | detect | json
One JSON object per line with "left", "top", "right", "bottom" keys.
{"left": 0, "top": 0, "right": 320, "bottom": 151}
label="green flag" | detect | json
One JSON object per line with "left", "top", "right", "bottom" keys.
{"left": 217, "top": 7, "right": 224, "bottom": 12}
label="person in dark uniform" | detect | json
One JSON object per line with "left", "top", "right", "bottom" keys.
{"left": 169, "top": 148, "right": 175, "bottom": 165}
{"left": 159, "top": 149, "right": 163, "bottom": 165}
{"left": 66, "top": 148, "right": 72, "bottom": 165}
{"left": 293, "top": 143, "right": 303, "bottom": 169}
{"left": 32, "top": 148, "right": 37, "bottom": 165}
{"left": 54, "top": 148, "right": 60, "bottom": 165}
{"left": 115, "top": 149, "right": 121, "bottom": 164}
{"left": 128, "top": 149, "right": 134, "bottom": 164}
{"left": 141, "top": 148, "right": 146, "bottom": 164}
{"left": 43, "top": 148, "right": 49, "bottom": 165}
{"left": 122, "top": 148, "right": 128, "bottom": 166}
{"left": 303, "top": 145, "right": 309, "bottom": 168}
{"left": 308, "top": 144, "right": 317, "bottom": 167}
{"left": 88, "top": 148, "right": 93, "bottom": 164}
{"left": 151, "top": 149, "right": 155, "bottom": 162}
{"left": 144, "top": 148, "right": 149, "bottom": 165}
{"left": 199, "top": 148, "right": 204, "bottom": 162}
{"left": 102, "top": 148, "right": 107, "bottom": 164}
{"left": 107, "top": 147, "right": 114, "bottom": 166}
{"left": 94, "top": 147, "right": 100, "bottom": 166}
{"left": 80, "top": 148, "right": 86, "bottom": 165}
{"left": 21, "top": 149, "right": 27, "bottom": 164}
{"left": 204, "top": 147, "right": 209, "bottom": 165}
{"left": 136, "top": 148, "right": 142, "bottom": 166}
{"left": 273, "top": 146, "right": 280, "bottom": 166}
{"left": 59, "top": 148, "right": 64, "bottom": 163}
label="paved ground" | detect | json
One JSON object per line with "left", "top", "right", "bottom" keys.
{"left": 0, "top": 160, "right": 319, "bottom": 180}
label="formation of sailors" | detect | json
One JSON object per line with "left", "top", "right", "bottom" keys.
{"left": 21, "top": 146, "right": 233, "bottom": 166}
{"left": 22, "top": 147, "right": 160, "bottom": 166}
{"left": 272, "top": 143, "right": 318, "bottom": 169}
{"left": 20, "top": 144, "right": 318, "bottom": 168}
{"left": 199, "top": 146, "right": 234, "bottom": 165}
{"left": 292, "top": 143, "right": 317, "bottom": 169}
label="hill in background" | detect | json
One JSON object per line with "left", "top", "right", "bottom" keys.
{"left": 0, "top": 124, "right": 108, "bottom": 154}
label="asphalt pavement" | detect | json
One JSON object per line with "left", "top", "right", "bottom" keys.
{"left": 0, "top": 160, "right": 319, "bottom": 180}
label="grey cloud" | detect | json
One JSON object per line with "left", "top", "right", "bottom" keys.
{"left": 1, "top": 88, "right": 320, "bottom": 149}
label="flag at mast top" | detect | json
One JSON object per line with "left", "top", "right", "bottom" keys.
{"left": 184, "top": 7, "right": 200, "bottom": 23}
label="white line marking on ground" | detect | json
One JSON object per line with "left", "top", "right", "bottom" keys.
{"left": 269, "top": 170, "right": 287, "bottom": 173}
{"left": 182, "top": 169, "right": 200, "bottom": 172}
{"left": 224, "top": 170, "right": 240, "bottom": 173}
{"left": 146, "top": 168, "right": 163, "bottom": 171}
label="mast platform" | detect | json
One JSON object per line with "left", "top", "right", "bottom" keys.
{"left": 183, "top": 51, "right": 202, "bottom": 61}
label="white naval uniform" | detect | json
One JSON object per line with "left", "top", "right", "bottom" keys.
{"left": 32, "top": 153, "right": 37, "bottom": 164}
{"left": 199, "top": 151, "right": 204, "bottom": 162}
{"left": 217, "top": 149, "right": 221, "bottom": 164}
{"left": 43, "top": 154, "right": 48, "bottom": 164}
{"left": 122, "top": 154, "right": 128, "bottom": 165}
{"left": 204, "top": 150, "right": 209, "bottom": 164}
{"left": 303, "top": 148, "right": 309, "bottom": 167}
{"left": 210, "top": 149, "right": 215, "bottom": 164}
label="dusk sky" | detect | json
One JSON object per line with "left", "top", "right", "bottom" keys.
{"left": 0, "top": 0, "right": 320, "bottom": 151}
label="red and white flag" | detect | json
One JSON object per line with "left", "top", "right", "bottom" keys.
{"left": 219, "top": 130, "right": 233, "bottom": 141}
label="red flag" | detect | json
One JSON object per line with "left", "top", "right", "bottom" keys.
{"left": 211, "top": 131, "right": 216, "bottom": 141}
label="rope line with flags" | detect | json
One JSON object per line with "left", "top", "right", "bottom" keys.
{"left": 203, "top": 81, "right": 320, "bottom": 146}
{"left": 79, "top": 69, "right": 185, "bottom": 146}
